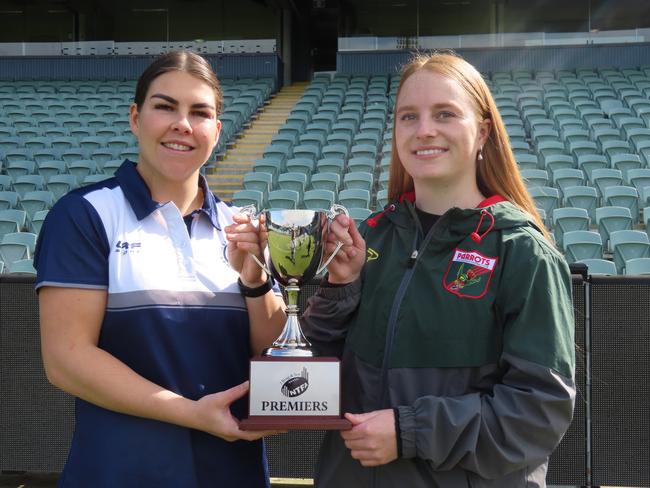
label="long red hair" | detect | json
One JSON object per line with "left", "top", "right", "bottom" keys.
{"left": 388, "top": 52, "right": 551, "bottom": 241}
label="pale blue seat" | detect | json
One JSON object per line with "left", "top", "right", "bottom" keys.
{"left": 610, "top": 230, "right": 650, "bottom": 273}
{"left": 552, "top": 168, "right": 585, "bottom": 197}
{"left": 595, "top": 206, "right": 633, "bottom": 251}
{"left": 563, "top": 230, "right": 603, "bottom": 263}
{"left": 624, "top": 257, "right": 650, "bottom": 275}
{"left": 591, "top": 168, "right": 623, "bottom": 198}
{"left": 310, "top": 173, "right": 340, "bottom": 193}
{"left": 604, "top": 186, "right": 640, "bottom": 223}
{"left": 343, "top": 172, "right": 374, "bottom": 192}
{"left": 7, "top": 258, "right": 36, "bottom": 275}
{"left": 528, "top": 186, "right": 560, "bottom": 216}
{"left": 47, "top": 175, "right": 78, "bottom": 200}
{"left": 0, "top": 209, "right": 27, "bottom": 235}
{"left": 231, "top": 189, "right": 264, "bottom": 209}
{"left": 267, "top": 189, "right": 299, "bottom": 210}
{"left": 0, "top": 191, "right": 20, "bottom": 211}
{"left": 278, "top": 172, "right": 308, "bottom": 199}
{"left": 577, "top": 154, "right": 608, "bottom": 180}
{"left": 316, "top": 158, "right": 345, "bottom": 177}
{"left": 520, "top": 169, "right": 549, "bottom": 189}
{"left": 576, "top": 258, "right": 617, "bottom": 276}
{"left": 338, "top": 189, "right": 371, "bottom": 209}
{"left": 243, "top": 172, "right": 273, "bottom": 196}
{"left": 30, "top": 210, "right": 49, "bottom": 234}
{"left": 303, "top": 189, "right": 335, "bottom": 211}
{"left": 552, "top": 207, "right": 590, "bottom": 249}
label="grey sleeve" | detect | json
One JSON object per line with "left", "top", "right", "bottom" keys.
{"left": 398, "top": 355, "right": 575, "bottom": 479}
{"left": 300, "top": 278, "right": 363, "bottom": 357}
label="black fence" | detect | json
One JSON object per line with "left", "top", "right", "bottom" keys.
{"left": 1, "top": 274, "right": 649, "bottom": 487}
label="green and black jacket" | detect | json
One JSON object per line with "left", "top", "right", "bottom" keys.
{"left": 302, "top": 194, "right": 576, "bottom": 488}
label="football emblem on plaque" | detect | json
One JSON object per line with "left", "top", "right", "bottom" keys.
{"left": 239, "top": 206, "right": 351, "bottom": 430}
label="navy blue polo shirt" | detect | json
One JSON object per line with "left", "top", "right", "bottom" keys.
{"left": 35, "top": 160, "right": 270, "bottom": 487}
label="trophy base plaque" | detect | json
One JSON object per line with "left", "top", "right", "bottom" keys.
{"left": 240, "top": 357, "right": 351, "bottom": 431}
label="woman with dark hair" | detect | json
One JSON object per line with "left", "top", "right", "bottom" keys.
{"left": 303, "top": 52, "right": 576, "bottom": 487}
{"left": 35, "top": 50, "right": 285, "bottom": 487}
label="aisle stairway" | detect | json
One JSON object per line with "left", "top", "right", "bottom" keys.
{"left": 206, "top": 82, "right": 308, "bottom": 201}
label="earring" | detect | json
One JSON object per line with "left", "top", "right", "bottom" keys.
{"left": 477, "top": 148, "right": 484, "bottom": 161}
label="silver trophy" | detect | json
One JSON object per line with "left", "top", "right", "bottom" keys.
{"left": 241, "top": 205, "right": 349, "bottom": 357}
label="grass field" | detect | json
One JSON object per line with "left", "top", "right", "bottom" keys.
{"left": 267, "top": 230, "right": 318, "bottom": 278}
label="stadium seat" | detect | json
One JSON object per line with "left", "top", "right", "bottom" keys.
{"left": 30, "top": 210, "right": 49, "bottom": 234}
{"left": 576, "top": 154, "right": 608, "bottom": 180}
{"left": 595, "top": 206, "right": 633, "bottom": 250}
{"left": 5, "top": 160, "right": 36, "bottom": 179}
{"left": 515, "top": 153, "right": 539, "bottom": 170}
{"left": 12, "top": 175, "right": 45, "bottom": 198}
{"left": 0, "top": 209, "right": 27, "bottom": 235}
{"left": 321, "top": 144, "right": 349, "bottom": 161}
{"left": 19, "top": 191, "right": 55, "bottom": 217}
{"left": 0, "top": 191, "right": 20, "bottom": 211}
{"left": 68, "top": 159, "right": 98, "bottom": 182}
{"left": 520, "top": 169, "right": 549, "bottom": 189}
{"left": 552, "top": 168, "right": 585, "bottom": 197}
{"left": 563, "top": 230, "right": 603, "bottom": 263}
{"left": 231, "top": 189, "right": 264, "bottom": 209}
{"left": 348, "top": 207, "right": 372, "bottom": 221}
{"left": 347, "top": 157, "right": 376, "bottom": 174}
{"left": 542, "top": 154, "right": 575, "bottom": 173}
{"left": 609, "top": 230, "right": 650, "bottom": 273}
{"left": 343, "top": 172, "right": 374, "bottom": 192}
{"left": 316, "top": 158, "right": 345, "bottom": 176}
{"left": 576, "top": 258, "right": 617, "bottom": 276}
{"left": 604, "top": 185, "right": 640, "bottom": 223}
{"left": 285, "top": 158, "right": 315, "bottom": 177}
{"left": 626, "top": 168, "right": 650, "bottom": 195}
{"left": 338, "top": 189, "right": 371, "bottom": 209}
{"left": 609, "top": 153, "right": 642, "bottom": 177}
{"left": 624, "top": 257, "right": 650, "bottom": 275}
{"left": 0, "top": 175, "right": 12, "bottom": 191}
{"left": 0, "top": 232, "right": 37, "bottom": 262}
{"left": 350, "top": 144, "right": 377, "bottom": 160}
{"left": 552, "top": 207, "right": 590, "bottom": 248}
{"left": 7, "top": 258, "right": 36, "bottom": 275}
{"left": 267, "top": 189, "right": 299, "bottom": 210}
{"left": 278, "top": 172, "right": 308, "bottom": 198}
{"left": 46, "top": 174, "right": 78, "bottom": 201}
{"left": 243, "top": 172, "right": 273, "bottom": 196}
{"left": 36, "top": 160, "right": 67, "bottom": 181}
{"left": 528, "top": 186, "right": 560, "bottom": 216}
{"left": 310, "top": 173, "right": 340, "bottom": 193}
{"left": 590, "top": 168, "right": 623, "bottom": 198}
{"left": 303, "top": 189, "right": 335, "bottom": 211}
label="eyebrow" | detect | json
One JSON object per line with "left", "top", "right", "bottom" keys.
{"left": 150, "top": 93, "right": 215, "bottom": 111}
{"left": 396, "top": 102, "right": 461, "bottom": 113}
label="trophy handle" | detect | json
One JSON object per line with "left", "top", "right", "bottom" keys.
{"left": 316, "top": 204, "right": 349, "bottom": 275}
{"left": 238, "top": 204, "right": 272, "bottom": 276}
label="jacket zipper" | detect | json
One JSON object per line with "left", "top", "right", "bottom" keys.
{"left": 370, "top": 216, "right": 442, "bottom": 488}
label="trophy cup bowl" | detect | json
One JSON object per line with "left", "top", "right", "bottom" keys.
{"left": 238, "top": 205, "right": 352, "bottom": 430}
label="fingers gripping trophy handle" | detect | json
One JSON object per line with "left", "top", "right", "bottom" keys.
{"left": 316, "top": 204, "right": 349, "bottom": 275}
{"left": 238, "top": 204, "right": 272, "bottom": 276}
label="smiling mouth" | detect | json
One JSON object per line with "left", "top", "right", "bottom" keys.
{"left": 414, "top": 148, "right": 447, "bottom": 156}
{"left": 162, "top": 142, "right": 194, "bottom": 151}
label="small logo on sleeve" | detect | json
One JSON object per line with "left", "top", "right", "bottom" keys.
{"left": 115, "top": 240, "right": 141, "bottom": 255}
{"left": 443, "top": 249, "right": 497, "bottom": 299}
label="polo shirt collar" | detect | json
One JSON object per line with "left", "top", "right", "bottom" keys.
{"left": 115, "top": 159, "right": 221, "bottom": 230}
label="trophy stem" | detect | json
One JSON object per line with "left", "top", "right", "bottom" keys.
{"left": 262, "top": 283, "right": 315, "bottom": 357}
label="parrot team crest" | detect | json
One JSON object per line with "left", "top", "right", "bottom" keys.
{"left": 443, "top": 249, "right": 498, "bottom": 299}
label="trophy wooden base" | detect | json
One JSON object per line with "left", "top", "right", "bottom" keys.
{"left": 240, "top": 416, "right": 351, "bottom": 430}
{"left": 242, "top": 356, "right": 349, "bottom": 431}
